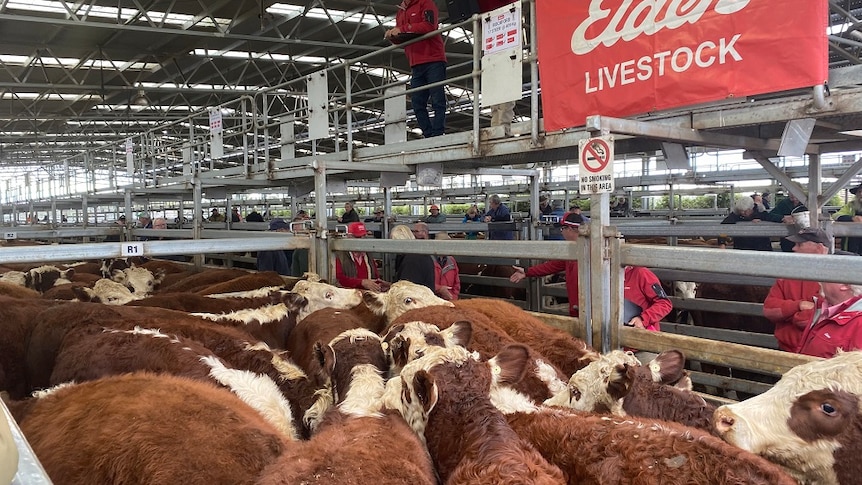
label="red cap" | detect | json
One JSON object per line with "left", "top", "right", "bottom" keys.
{"left": 347, "top": 222, "right": 368, "bottom": 238}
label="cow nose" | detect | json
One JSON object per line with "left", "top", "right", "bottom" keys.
{"left": 713, "top": 408, "right": 736, "bottom": 434}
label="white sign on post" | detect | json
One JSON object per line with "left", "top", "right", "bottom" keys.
{"left": 121, "top": 243, "right": 144, "bottom": 257}
{"left": 4, "top": 232, "right": 16, "bottom": 240}
{"left": 578, "top": 136, "right": 615, "bottom": 194}
{"left": 482, "top": 5, "right": 521, "bottom": 56}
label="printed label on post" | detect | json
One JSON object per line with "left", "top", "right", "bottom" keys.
{"left": 121, "top": 243, "right": 144, "bottom": 257}
{"left": 4, "top": 232, "right": 16, "bottom": 240}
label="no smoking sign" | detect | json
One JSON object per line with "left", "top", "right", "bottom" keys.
{"left": 578, "top": 136, "right": 615, "bottom": 194}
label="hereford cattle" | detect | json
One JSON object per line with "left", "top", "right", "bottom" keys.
{"left": 714, "top": 351, "right": 862, "bottom": 485}
{"left": 384, "top": 345, "right": 566, "bottom": 484}
{"left": 139, "top": 258, "right": 187, "bottom": 275}
{"left": 505, "top": 408, "right": 797, "bottom": 485}
{"left": 258, "top": 328, "right": 436, "bottom": 485}
{"left": 23, "top": 302, "right": 324, "bottom": 438}
{"left": 364, "top": 280, "right": 453, "bottom": 324}
{"left": 110, "top": 266, "right": 164, "bottom": 296}
{"left": 194, "top": 271, "right": 287, "bottom": 295}
{"left": 390, "top": 304, "right": 544, "bottom": 361}
{"left": 0, "top": 281, "right": 40, "bottom": 299}
{"left": 0, "top": 265, "right": 74, "bottom": 293}
{"left": 285, "top": 308, "right": 370, "bottom": 379}
{"left": 383, "top": 320, "right": 567, "bottom": 405}
{"left": 0, "top": 297, "right": 62, "bottom": 399}
{"left": 548, "top": 349, "right": 716, "bottom": 432}
{"left": 14, "top": 373, "right": 288, "bottom": 485}
{"left": 48, "top": 326, "right": 297, "bottom": 439}
{"left": 158, "top": 268, "right": 251, "bottom": 293}
{"left": 455, "top": 299, "right": 599, "bottom": 376}
{"left": 73, "top": 278, "right": 142, "bottom": 305}
{"left": 545, "top": 349, "right": 715, "bottom": 431}
{"left": 190, "top": 291, "right": 306, "bottom": 349}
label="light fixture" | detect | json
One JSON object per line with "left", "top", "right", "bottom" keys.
{"left": 132, "top": 89, "right": 149, "bottom": 107}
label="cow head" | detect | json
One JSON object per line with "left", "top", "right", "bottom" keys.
{"left": 23, "top": 265, "right": 74, "bottom": 293}
{"left": 363, "top": 280, "right": 453, "bottom": 323}
{"left": 99, "top": 258, "right": 131, "bottom": 278}
{"left": 111, "top": 267, "right": 163, "bottom": 296}
{"left": 545, "top": 349, "right": 641, "bottom": 415}
{"left": 714, "top": 351, "right": 862, "bottom": 485}
{"left": 674, "top": 281, "right": 698, "bottom": 299}
{"left": 75, "top": 278, "right": 142, "bottom": 305}
{"left": 291, "top": 280, "right": 363, "bottom": 321}
{"left": 381, "top": 321, "right": 472, "bottom": 375}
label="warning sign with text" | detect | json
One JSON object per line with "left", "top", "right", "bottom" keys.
{"left": 579, "top": 136, "right": 614, "bottom": 194}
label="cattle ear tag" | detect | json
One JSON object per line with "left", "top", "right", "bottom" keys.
{"left": 649, "top": 361, "right": 660, "bottom": 374}
{"left": 381, "top": 342, "right": 389, "bottom": 351}
{"left": 491, "top": 365, "right": 502, "bottom": 375}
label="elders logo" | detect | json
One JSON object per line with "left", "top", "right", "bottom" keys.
{"left": 535, "top": 0, "right": 826, "bottom": 131}
{"left": 571, "top": 0, "right": 750, "bottom": 55}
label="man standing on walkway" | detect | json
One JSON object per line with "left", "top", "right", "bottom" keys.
{"left": 385, "top": 0, "right": 447, "bottom": 138}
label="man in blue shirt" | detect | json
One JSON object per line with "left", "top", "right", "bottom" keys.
{"left": 484, "top": 194, "right": 514, "bottom": 240}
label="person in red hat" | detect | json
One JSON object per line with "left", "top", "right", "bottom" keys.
{"left": 335, "top": 222, "right": 390, "bottom": 291}
{"left": 423, "top": 204, "right": 446, "bottom": 223}
{"left": 509, "top": 212, "right": 583, "bottom": 316}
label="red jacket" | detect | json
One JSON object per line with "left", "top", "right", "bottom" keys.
{"left": 623, "top": 266, "right": 672, "bottom": 331}
{"left": 526, "top": 260, "right": 579, "bottom": 316}
{"left": 393, "top": 0, "right": 446, "bottom": 67}
{"left": 434, "top": 255, "right": 461, "bottom": 300}
{"left": 798, "top": 295, "right": 862, "bottom": 358}
{"left": 763, "top": 279, "right": 820, "bottom": 352}
{"left": 335, "top": 252, "right": 380, "bottom": 289}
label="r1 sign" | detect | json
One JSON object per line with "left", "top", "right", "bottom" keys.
{"left": 121, "top": 243, "right": 144, "bottom": 257}
{"left": 579, "top": 136, "right": 615, "bottom": 194}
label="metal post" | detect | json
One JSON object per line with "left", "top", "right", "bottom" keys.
{"left": 472, "top": 14, "right": 482, "bottom": 155}
{"left": 346, "top": 64, "right": 353, "bottom": 163}
{"left": 590, "top": 192, "right": 611, "bottom": 353}
{"left": 193, "top": 176, "right": 203, "bottom": 270}
{"left": 809, "top": 153, "right": 822, "bottom": 225}
{"left": 313, "top": 160, "right": 330, "bottom": 281}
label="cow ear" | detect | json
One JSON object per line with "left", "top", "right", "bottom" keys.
{"left": 649, "top": 349, "right": 686, "bottom": 385}
{"left": 446, "top": 321, "right": 473, "bottom": 347}
{"left": 389, "top": 336, "right": 411, "bottom": 370}
{"left": 491, "top": 344, "right": 531, "bottom": 384}
{"left": 282, "top": 292, "right": 307, "bottom": 312}
{"left": 412, "top": 370, "right": 438, "bottom": 414}
{"left": 62, "top": 268, "right": 75, "bottom": 278}
{"left": 362, "top": 291, "right": 386, "bottom": 316}
{"left": 152, "top": 268, "right": 166, "bottom": 285}
{"left": 111, "top": 269, "right": 124, "bottom": 280}
{"left": 382, "top": 323, "right": 405, "bottom": 342}
{"left": 313, "top": 342, "right": 336, "bottom": 378}
{"left": 607, "top": 363, "right": 635, "bottom": 400}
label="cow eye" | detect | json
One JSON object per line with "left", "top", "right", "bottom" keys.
{"left": 404, "top": 297, "right": 414, "bottom": 304}
{"left": 570, "top": 386, "right": 582, "bottom": 402}
{"left": 821, "top": 403, "right": 837, "bottom": 416}
{"left": 325, "top": 291, "right": 333, "bottom": 300}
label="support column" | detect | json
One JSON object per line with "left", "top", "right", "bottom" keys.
{"left": 313, "top": 160, "right": 330, "bottom": 281}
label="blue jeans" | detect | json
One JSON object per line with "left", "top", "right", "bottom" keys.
{"left": 411, "top": 61, "right": 447, "bottom": 137}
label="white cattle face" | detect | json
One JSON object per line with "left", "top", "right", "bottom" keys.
{"left": 545, "top": 350, "right": 641, "bottom": 415}
{"left": 382, "top": 321, "right": 472, "bottom": 375}
{"left": 714, "top": 351, "right": 862, "bottom": 485}
{"left": 111, "top": 267, "right": 162, "bottom": 296}
{"left": 364, "top": 280, "right": 453, "bottom": 323}
{"left": 290, "top": 280, "right": 363, "bottom": 321}
{"left": 674, "top": 281, "right": 698, "bottom": 299}
{"left": 80, "top": 278, "right": 143, "bottom": 305}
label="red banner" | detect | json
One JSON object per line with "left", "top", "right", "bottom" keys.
{"left": 536, "top": 0, "right": 828, "bottom": 131}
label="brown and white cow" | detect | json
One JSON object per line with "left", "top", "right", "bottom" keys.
{"left": 364, "top": 280, "right": 453, "bottom": 324}
{"left": 14, "top": 373, "right": 288, "bottom": 484}
{"left": 714, "top": 351, "right": 862, "bottom": 485}
{"left": 384, "top": 345, "right": 566, "bottom": 485}
{"left": 110, "top": 266, "right": 164, "bottom": 296}
{"left": 0, "top": 265, "right": 74, "bottom": 293}
{"left": 258, "top": 328, "right": 436, "bottom": 485}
